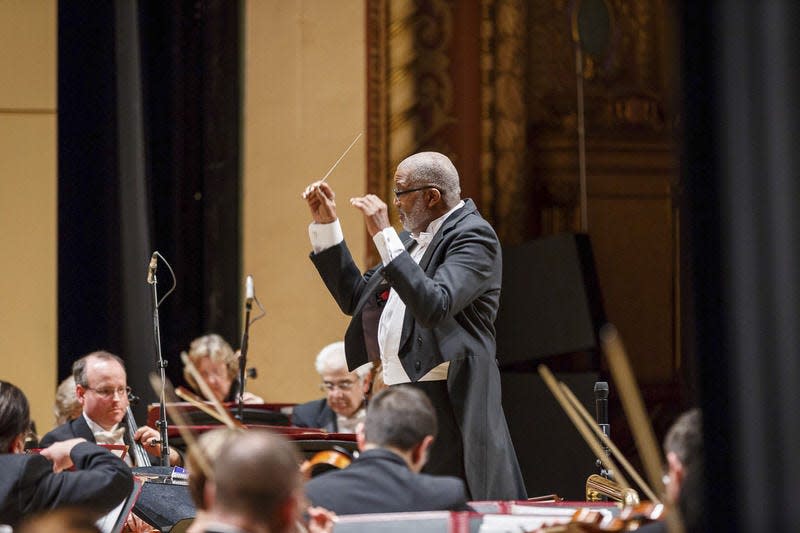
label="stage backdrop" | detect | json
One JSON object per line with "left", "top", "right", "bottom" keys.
{"left": 242, "top": 0, "right": 367, "bottom": 402}
{"left": 0, "top": 0, "right": 57, "bottom": 433}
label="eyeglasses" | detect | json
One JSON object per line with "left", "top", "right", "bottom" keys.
{"left": 320, "top": 380, "right": 357, "bottom": 392}
{"left": 85, "top": 386, "right": 132, "bottom": 399}
{"left": 393, "top": 185, "right": 441, "bottom": 198}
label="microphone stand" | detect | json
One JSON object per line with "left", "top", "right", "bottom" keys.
{"left": 148, "top": 257, "right": 171, "bottom": 467}
{"left": 237, "top": 299, "right": 252, "bottom": 423}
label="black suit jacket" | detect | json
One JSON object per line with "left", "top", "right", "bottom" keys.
{"left": 0, "top": 442, "right": 133, "bottom": 527}
{"left": 311, "top": 199, "right": 526, "bottom": 500}
{"left": 291, "top": 398, "right": 337, "bottom": 432}
{"left": 40, "top": 415, "right": 170, "bottom": 466}
{"left": 304, "top": 448, "right": 470, "bottom": 515}
{"left": 39, "top": 416, "right": 95, "bottom": 447}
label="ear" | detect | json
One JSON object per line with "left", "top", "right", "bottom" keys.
{"left": 410, "top": 435, "right": 434, "bottom": 472}
{"left": 9, "top": 433, "right": 25, "bottom": 453}
{"left": 203, "top": 480, "right": 216, "bottom": 509}
{"left": 666, "top": 451, "right": 684, "bottom": 481}
{"left": 361, "top": 373, "right": 372, "bottom": 397}
{"left": 355, "top": 422, "right": 366, "bottom": 451}
{"left": 76, "top": 384, "right": 87, "bottom": 405}
{"left": 276, "top": 490, "right": 303, "bottom": 531}
{"left": 425, "top": 187, "right": 442, "bottom": 208}
{"left": 665, "top": 451, "right": 684, "bottom": 501}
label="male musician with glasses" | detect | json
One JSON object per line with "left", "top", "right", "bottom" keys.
{"left": 302, "top": 151, "right": 526, "bottom": 500}
{"left": 39, "top": 351, "right": 182, "bottom": 467}
{"left": 292, "top": 341, "right": 372, "bottom": 433}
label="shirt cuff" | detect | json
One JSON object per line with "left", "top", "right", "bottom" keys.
{"left": 309, "top": 220, "right": 344, "bottom": 254}
{"left": 373, "top": 227, "right": 405, "bottom": 265}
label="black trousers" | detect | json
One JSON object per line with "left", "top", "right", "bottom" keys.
{"left": 405, "top": 380, "right": 468, "bottom": 496}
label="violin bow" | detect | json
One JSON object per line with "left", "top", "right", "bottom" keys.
{"left": 147, "top": 373, "right": 213, "bottom": 481}
{"left": 557, "top": 379, "right": 660, "bottom": 502}
{"left": 600, "top": 324, "right": 685, "bottom": 533}
{"left": 538, "top": 365, "right": 637, "bottom": 496}
{"left": 175, "top": 386, "right": 244, "bottom": 429}
{"left": 180, "top": 352, "right": 239, "bottom": 429}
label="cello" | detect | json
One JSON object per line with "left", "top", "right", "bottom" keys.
{"left": 125, "top": 391, "right": 151, "bottom": 467}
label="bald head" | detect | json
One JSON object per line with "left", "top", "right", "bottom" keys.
{"left": 397, "top": 152, "right": 461, "bottom": 208}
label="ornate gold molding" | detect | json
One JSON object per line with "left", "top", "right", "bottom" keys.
{"left": 480, "top": 0, "right": 529, "bottom": 244}
{"left": 367, "top": 0, "right": 458, "bottom": 239}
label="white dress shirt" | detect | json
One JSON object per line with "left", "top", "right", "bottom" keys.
{"left": 309, "top": 201, "right": 464, "bottom": 385}
{"left": 84, "top": 413, "right": 132, "bottom": 466}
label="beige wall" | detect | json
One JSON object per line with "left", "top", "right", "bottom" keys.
{"left": 0, "top": 0, "right": 57, "bottom": 434}
{"left": 243, "top": 1, "right": 367, "bottom": 402}
{"left": 0, "top": 0, "right": 364, "bottom": 432}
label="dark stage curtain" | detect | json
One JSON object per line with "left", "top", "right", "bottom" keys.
{"left": 683, "top": 1, "right": 800, "bottom": 530}
{"left": 58, "top": 0, "right": 242, "bottom": 422}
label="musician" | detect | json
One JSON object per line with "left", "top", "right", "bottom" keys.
{"left": 54, "top": 375, "right": 82, "bottom": 425}
{"left": 291, "top": 341, "right": 372, "bottom": 433}
{"left": 17, "top": 507, "right": 103, "bottom": 533}
{"left": 304, "top": 386, "right": 471, "bottom": 515}
{"left": 185, "top": 428, "right": 241, "bottom": 533}
{"left": 639, "top": 408, "right": 704, "bottom": 533}
{"left": 302, "top": 151, "right": 526, "bottom": 500}
{"left": 0, "top": 380, "right": 133, "bottom": 528}
{"left": 182, "top": 333, "right": 264, "bottom": 404}
{"left": 39, "top": 351, "right": 182, "bottom": 466}
{"left": 201, "top": 429, "right": 333, "bottom": 533}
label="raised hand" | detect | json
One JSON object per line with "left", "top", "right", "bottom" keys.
{"left": 302, "top": 181, "right": 338, "bottom": 224}
{"left": 349, "top": 194, "right": 390, "bottom": 236}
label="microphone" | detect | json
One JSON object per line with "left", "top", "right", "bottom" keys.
{"left": 594, "top": 381, "right": 611, "bottom": 480}
{"left": 146, "top": 252, "right": 158, "bottom": 285}
{"left": 245, "top": 275, "right": 254, "bottom": 307}
{"left": 594, "top": 381, "right": 609, "bottom": 437}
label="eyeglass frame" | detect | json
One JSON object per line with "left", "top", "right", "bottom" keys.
{"left": 83, "top": 385, "right": 132, "bottom": 399}
{"left": 392, "top": 185, "right": 442, "bottom": 198}
{"left": 320, "top": 379, "right": 359, "bottom": 392}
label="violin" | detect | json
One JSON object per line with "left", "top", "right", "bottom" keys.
{"left": 300, "top": 447, "right": 353, "bottom": 478}
{"left": 534, "top": 502, "right": 666, "bottom": 532}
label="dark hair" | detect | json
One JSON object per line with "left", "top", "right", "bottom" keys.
{"left": 212, "top": 430, "right": 302, "bottom": 531}
{"left": 72, "top": 351, "right": 125, "bottom": 387}
{"left": 363, "top": 386, "right": 437, "bottom": 451}
{"left": 0, "top": 381, "right": 30, "bottom": 452}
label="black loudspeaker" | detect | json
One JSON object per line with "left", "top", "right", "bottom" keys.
{"left": 132, "top": 467, "right": 196, "bottom": 532}
{"left": 501, "top": 372, "right": 599, "bottom": 501}
{"left": 495, "top": 233, "right": 605, "bottom": 366}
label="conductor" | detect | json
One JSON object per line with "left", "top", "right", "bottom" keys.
{"left": 302, "top": 151, "right": 525, "bottom": 500}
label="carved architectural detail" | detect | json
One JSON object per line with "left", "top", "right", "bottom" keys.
{"left": 367, "top": 0, "right": 457, "bottom": 252}
{"left": 480, "top": 0, "right": 529, "bottom": 244}
{"left": 529, "top": 0, "right": 671, "bottom": 135}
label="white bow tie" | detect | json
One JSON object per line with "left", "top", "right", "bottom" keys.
{"left": 94, "top": 427, "right": 126, "bottom": 444}
{"left": 411, "top": 231, "right": 433, "bottom": 247}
